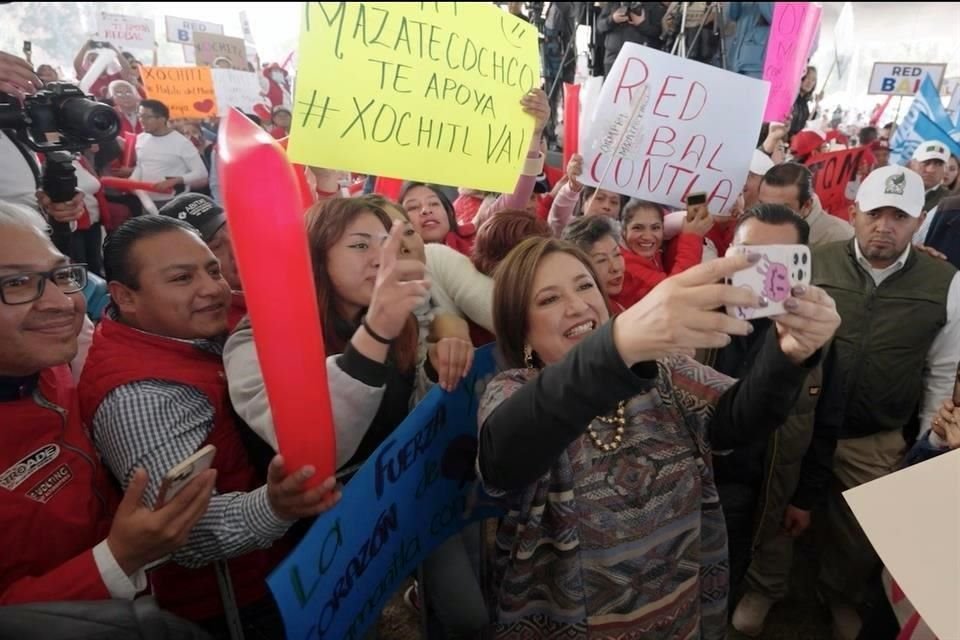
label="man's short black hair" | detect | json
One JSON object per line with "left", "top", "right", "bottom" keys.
{"left": 761, "top": 162, "right": 814, "bottom": 209}
{"left": 139, "top": 99, "right": 169, "bottom": 120}
{"left": 103, "top": 216, "right": 200, "bottom": 289}
{"left": 735, "top": 203, "right": 811, "bottom": 246}
{"left": 859, "top": 126, "right": 879, "bottom": 145}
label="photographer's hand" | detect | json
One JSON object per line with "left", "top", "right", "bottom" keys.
{"left": 37, "top": 190, "right": 85, "bottom": 223}
{"left": 0, "top": 51, "right": 42, "bottom": 100}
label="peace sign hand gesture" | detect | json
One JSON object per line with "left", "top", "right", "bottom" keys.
{"left": 364, "top": 221, "right": 431, "bottom": 342}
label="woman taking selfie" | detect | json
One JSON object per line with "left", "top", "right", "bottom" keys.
{"left": 477, "top": 237, "right": 840, "bottom": 638}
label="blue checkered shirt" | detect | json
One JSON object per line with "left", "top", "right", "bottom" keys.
{"left": 91, "top": 337, "right": 290, "bottom": 569}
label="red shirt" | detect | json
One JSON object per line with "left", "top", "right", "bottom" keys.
{"left": 444, "top": 224, "right": 477, "bottom": 257}
{"left": 87, "top": 71, "right": 124, "bottom": 100}
{"left": 613, "top": 233, "right": 704, "bottom": 308}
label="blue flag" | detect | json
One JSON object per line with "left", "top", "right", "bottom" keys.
{"left": 913, "top": 113, "right": 960, "bottom": 159}
{"left": 891, "top": 75, "right": 955, "bottom": 165}
{"left": 267, "top": 344, "right": 503, "bottom": 640}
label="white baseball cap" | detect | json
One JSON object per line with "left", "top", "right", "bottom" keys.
{"left": 855, "top": 165, "right": 925, "bottom": 218}
{"left": 911, "top": 140, "right": 950, "bottom": 164}
{"left": 750, "top": 149, "right": 775, "bottom": 176}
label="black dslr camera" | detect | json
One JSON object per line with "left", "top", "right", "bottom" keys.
{"left": 619, "top": 2, "right": 644, "bottom": 15}
{"left": 0, "top": 82, "right": 119, "bottom": 202}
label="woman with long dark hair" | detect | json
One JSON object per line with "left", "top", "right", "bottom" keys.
{"left": 789, "top": 66, "right": 821, "bottom": 139}
{"left": 225, "top": 197, "right": 427, "bottom": 475}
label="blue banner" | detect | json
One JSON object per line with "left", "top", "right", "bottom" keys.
{"left": 891, "top": 75, "right": 956, "bottom": 165}
{"left": 267, "top": 345, "right": 502, "bottom": 640}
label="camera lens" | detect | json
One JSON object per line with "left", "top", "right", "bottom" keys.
{"left": 59, "top": 97, "right": 119, "bottom": 141}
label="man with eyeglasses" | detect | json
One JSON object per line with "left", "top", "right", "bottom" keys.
{"left": 0, "top": 202, "right": 216, "bottom": 605}
{"left": 132, "top": 99, "right": 208, "bottom": 205}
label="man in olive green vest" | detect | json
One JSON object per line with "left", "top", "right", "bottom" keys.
{"left": 811, "top": 165, "right": 960, "bottom": 640}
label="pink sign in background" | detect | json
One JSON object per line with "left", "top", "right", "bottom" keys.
{"left": 762, "top": 2, "right": 823, "bottom": 123}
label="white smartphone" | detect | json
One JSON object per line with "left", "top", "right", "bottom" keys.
{"left": 725, "top": 244, "right": 812, "bottom": 320}
{"left": 155, "top": 444, "right": 217, "bottom": 507}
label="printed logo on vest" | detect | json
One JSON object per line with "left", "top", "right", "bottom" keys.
{"left": 809, "top": 386, "right": 821, "bottom": 396}
{"left": 25, "top": 464, "right": 73, "bottom": 504}
{"left": 0, "top": 444, "right": 60, "bottom": 490}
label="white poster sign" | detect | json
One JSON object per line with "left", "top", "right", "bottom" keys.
{"left": 581, "top": 43, "right": 769, "bottom": 213}
{"left": 211, "top": 69, "right": 270, "bottom": 117}
{"left": 844, "top": 449, "right": 960, "bottom": 640}
{"left": 868, "top": 62, "right": 948, "bottom": 96}
{"left": 164, "top": 15, "right": 224, "bottom": 46}
{"left": 97, "top": 12, "right": 155, "bottom": 50}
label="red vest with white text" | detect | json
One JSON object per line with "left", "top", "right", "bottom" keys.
{"left": 0, "top": 366, "right": 117, "bottom": 604}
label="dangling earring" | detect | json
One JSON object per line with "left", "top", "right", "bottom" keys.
{"left": 523, "top": 344, "right": 535, "bottom": 369}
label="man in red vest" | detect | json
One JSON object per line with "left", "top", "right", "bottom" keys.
{"left": 0, "top": 203, "right": 215, "bottom": 605}
{"left": 78, "top": 215, "right": 340, "bottom": 635}
{"left": 157, "top": 194, "right": 246, "bottom": 331}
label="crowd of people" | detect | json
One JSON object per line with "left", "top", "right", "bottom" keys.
{"left": 3, "top": 3, "right": 960, "bottom": 640}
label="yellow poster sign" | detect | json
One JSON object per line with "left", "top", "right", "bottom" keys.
{"left": 289, "top": 2, "right": 541, "bottom": 193}
{"left": 142, "top": 66, "right": 218, "bottom": 119}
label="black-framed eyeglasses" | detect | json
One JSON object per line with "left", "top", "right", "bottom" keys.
{"left": 0, "top": 264, "right": 88, "bottom": 305}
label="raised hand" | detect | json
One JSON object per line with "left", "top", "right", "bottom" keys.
{"left": 37, "top": 191, "right": 85, "bottom": 223}
{"left": 612, "top": 253, "right": 767, "bottom": 365}
{"left": 521, "top": 88, "right": 551, "bottom": 135}
{"left": 365, "top": 220, "right": 431, "bottom": 342}
{"left": 566, "top": 153, "right": 584, "bottom": 191}
{"left": 682, "top": 201, "right": 714, "bottom": 237}
{"left": 932, "top": 399, "right": 960, "bottom": 449}
{"left": 265, "top": 455, "right": 340, "bottom": 521}
{"left": 429, "top": 337, "right": 474, "bottom": 392}
{"left": 772, "top": 285, "right": 841, "bottom": 365}
{"left": 0, "top": 50, "right": 42, "bottom": 100}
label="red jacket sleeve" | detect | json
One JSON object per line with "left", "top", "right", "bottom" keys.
{"left": 614, "top": 235, "right": 705, "bottom": 308}
{"left": 663, "top": 232, "right": 705, "bottom": 274}
{"left": 1, "top": 549, "right": 110, "bottom": 605}
{"left": 614, "top": 251, "right": 669, "bottom": 307}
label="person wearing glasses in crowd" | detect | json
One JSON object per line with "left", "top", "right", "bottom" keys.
{"left": 131, "top": 100, "right": 208, "bottom": 207}
{"left": 0, "top": 203, "right": 215, "bottom": 606}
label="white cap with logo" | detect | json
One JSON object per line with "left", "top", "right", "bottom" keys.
{"left": 911, "top": 140, "right": 950, "bottom": 164}
{"left": 855, "top": 165, "right": 925, "bottom": 218}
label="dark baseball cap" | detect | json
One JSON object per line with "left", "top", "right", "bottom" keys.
{"left": 158, "top": 194, "right": 227, "bottom": 243}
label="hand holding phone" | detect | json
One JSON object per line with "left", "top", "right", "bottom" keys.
{"left": 156, "top": 445, "right": 217, "bottom": 508}
{"left": 725, "top": 244, "right": 812, "bottom": 320}
{"left": 107, "top": 466, "right": 216, "bottom": 576}
{"left": 685, "top": 192, "right": 708, "bottom": 221}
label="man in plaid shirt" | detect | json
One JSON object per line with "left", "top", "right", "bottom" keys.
{"left": 78, "top": 216, "right": 340, "bottom": 637}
